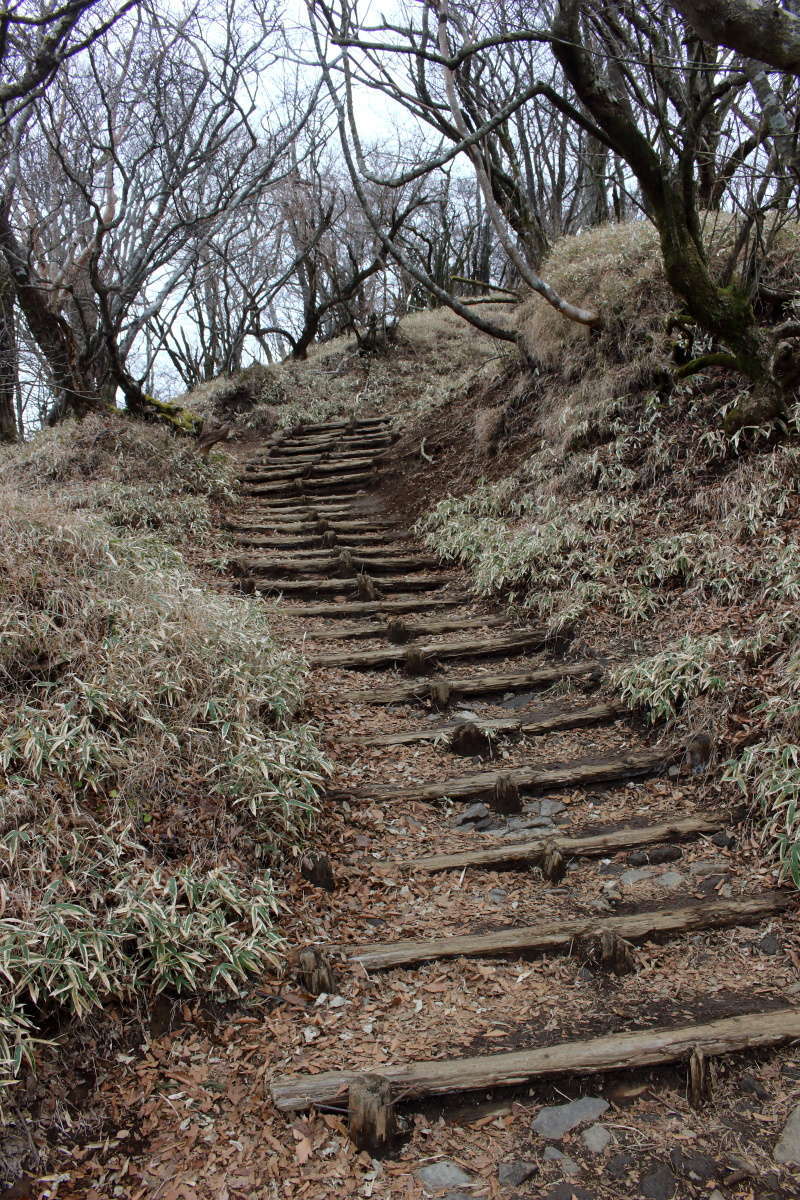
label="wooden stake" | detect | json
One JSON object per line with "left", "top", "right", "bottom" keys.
{"left": 490, "top": 776, "right": 522, "bottom": 814}
{"left": 385, "top": 617, "right": 413, "bottom": 644}
{"left": 430, "top": 682, "right": 451, "bottom": 710}
{"left": 321, "top": 530, "right": 338, "bottom": 548}
{"left": 449, "top": 720, "right": 493, "bottom": 758}
{"left": 299, "top": 854, "right": 336, "bottom": 892}
{"left": 541, "top": 846, "right": 566, "bottom": 883}
{"left": 403, "top": 647, "right": 432, "bottom": 676}
{"left": 688, "top": 1046, "right": 713, "bottom": 1109}
{"left": 348, "top": 1075, "right": 397, "bottom": 1155}
{"left": 357, "top": 573, "right": 381, "bottom": 600}
{"left": 582, "top": 930, "right": 638, "bottom": 975}
{"left": 297, "top": 947, "right": 336, "bottom": 996}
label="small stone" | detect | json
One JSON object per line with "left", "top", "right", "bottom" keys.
{"left": 581, "top": 1124, "right": 613, "bottom": 1153}
{"left": 576, "top": 966, "right": 594, "bottom": 982}
{"left": 498, "top": 1160, "right": 537, "bottom": 1186}
{"left": 533, "top": 1096, "right": 609, "bottom": 1139}
{"left": 620, "top": 866, "right": 659, "bottom": 885}
{"left": 667, "top": 765, "right": 680, "bottom": 777}
{"left": 758, "top": 932, "right": 781, "bottom": 955}
{"left": 542, "top": 1186, "right": 594, "bottom": 1200}
{"left": 669, "top": 1148, "right": 718, "bottom": 1184}
{"left": 740, "top": 1073, "right": 770, "bottom": 1100}
{"left": 415, "top": 1162, "right": 478, "bottom": 1191}
{"left": 640, "top": 1163, "right": 676, "bottom": 1199}
{"left": 711, "top": 831, "right": 735, "bottom": 848}
{"left": 658, "top": 870, "right": 685, "bottom": 889}
{"left": 606, "top": 1151, "right": 636, "bottom": 1179}
{"left": 454, "top": 709, "right": 480, "bottom": 722}
{"left": 689, "top": 859, "right": 729, "bottom": 876}
{"left": 455, "top": 802, "right": 489, "bottom": 825}
{"left": 774, "top": 1102, "right": 800, "bottom": 1164}
{"left": 539, "top": 798, "right": 565, "bottom": 817}
{"left": 543, "top": 1147, "right": 580, "bottom": 1177}
{"left": 488, "top": 888, "right": 508, "bottom": 904}
{"left": 474, "top": 817, "right": 500, "bottom": 832}
{"left": 709, "top": 1192, "right": 725, "bottom": 1200}
{"left": 628, "top": 844, "right": 682, "bottom": 866}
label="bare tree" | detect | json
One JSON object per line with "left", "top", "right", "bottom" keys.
{"left": 671, "top": 1, "right": 800, "bottom": 75}
{"left": 1, "top": 0, "right": 319, "bottom": 423}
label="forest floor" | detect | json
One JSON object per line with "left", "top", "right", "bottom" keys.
{"left": 32, "top": 414, "right": 800, "bottom": 1200}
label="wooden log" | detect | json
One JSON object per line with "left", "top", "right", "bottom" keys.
{"left": 297, "top": 947, "right": 336, "bottom": 995}
{"left": 308, "top": 630, "right": 547, "bottom": 670}
{"left": 294, "top": 417, "right": 390, "bottom": 434}
{"left": 330, "top": 749, "right": 665, "bottom": 805}
{"left": 342, "top": 893, "right": 794, "bottom": 971}
{"left": 236, "top": 552, "right": 440, "bottom": 579}
{"left": 321, "top": 531, "right": 339, "bottom": 548}
{"left": 340, "top": 661, "right": 603, "bottom": 705}
{"left": 271, "top": 1006, "right": 800, "bottom": 1112}
{"left": 241, "top": 471, "right": 374, "bottom": 496}
{"left": 430, "top": 682, "right": 451, "bottom": 711}
{"left": 352, "top": 703, "right": 621, "bottom": 747}
{"left": 249, "top": 572, "right": 459, "bottom": 597}
{"left": 285, "top": 596, "right": 470, "bottom": 619}
{"left": 405, "top": 812, "right": 728, "bottom": 874}
{"left": 348, "top": 1075, "right": 397, "bottom": 1155}
{"left": 241, "top": 459, "right": 378, "bottom": 484}
{"left": 263, "top": 436, "right": 394, "bottom": 457}
{"left": 313, "top": 613, "right": 507, "bottom": 642}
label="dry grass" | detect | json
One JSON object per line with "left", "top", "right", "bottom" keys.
{"left": 0, "top": 421, "right": 329, "bottom": 1104}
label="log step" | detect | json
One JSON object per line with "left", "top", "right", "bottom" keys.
{"left": 309, "top": 630, "right": 547, "bottom": 670}
{"left": 241, "top": 472, "right": 375, "bottom": 495}
{"left": 245, "top": 449, "right": 384, "bottom": 468}
{"left": 235, "top": 552, "right": 440, "bottom": 577}
{"left": 343, "top": 892, "right": 794, "bottom": 971}
{"left": 351, "top": 701, "right": 621, "bottom": 746}
{"left": 284, "top": 596, "right": 472, "bottom": 618}
{"left": 341, "top": 661, "right": 603, "bottom": 704}
{"left": 311, "top": 613, "right": 507, "bottom": 641}
{"left": 240, "top": 498, "right": 365, "bottom": 513}
{"left": 271, "top": 1006, "right": 800, "bottom": 1112}
{"left": 330, "top": 749, "right": 665, "bottom": 804}
{"left": 405, "top": 812, "right": 728, "bottom": 873}
{"left": 227, "top": 517, "right": 399, "bottom": 534}
{"left": 241, "top": 458, "right": 378, "bottom": 482}
{"left": 232, "top": 535, "right": 411, "bottom": 552}
{"left": 247, "top": 572, "right": 460, "bottom": 597}
{"left": 264, "top": 436, "right": 394, "bottom": 457}
{"left": 292, "top": 417, "right": 391, "bottom": 434}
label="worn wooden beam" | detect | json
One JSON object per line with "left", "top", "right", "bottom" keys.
{"left": 309, "top": 630, "right": 546, "bottom": 670}
{"left": 330, "top": 749, "right": 664, "bottom": 804}
{"left": 270, "top": 1006, "right": 800, "bottom": 1112}
{"left": 247, "top": 572, "right": 459, "bottom": 597}
{"left": 341, "top": 661, "right": 603, "bottom": 705}
{"left": 343, "top": 893, "right": 794, "bottom": 971}
{"left": 241, "top": 472, "right": 375, "bottom": 496}
{"left": 406, "top": 812, "right": 728, "bottom": 873}
{"left": 351, "top": 701, "right": 621, "bottom": 746}
{"left": 311, "top": 613, "right": 507, "bottom": 641}
{"left": 236, "top": 552, "right": 440, "bottom": 577}
{"left": 284, "top": 596, "right": 472, "bottom": 618}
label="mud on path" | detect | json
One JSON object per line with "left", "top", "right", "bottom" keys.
{"left": 55, "top": 418, "right": 799, "bottom": 1200}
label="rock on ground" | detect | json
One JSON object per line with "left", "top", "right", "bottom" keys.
{"left": 774, "top": 1102, "right": 800, "bottom": 1164}
{"left": 533, "top": 1096, "right": 609, "bottom": 1139}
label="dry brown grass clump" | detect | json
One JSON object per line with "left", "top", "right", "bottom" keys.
{"left": 1, "top": 414, "right": 235, "bottom": 547}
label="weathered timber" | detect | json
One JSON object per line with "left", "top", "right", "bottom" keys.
{"left": 357, "top": 572, "right": 381, "bottom": 600}
{"left": 405, "top": 812, "right": 728, "bottom": 873}
{"left": 248, "top": 572, "right": 459, "bottom": 597}
{"left": 579, "top": 930, "right": 638, "bottom": 975}
{"left": 450, "top": 721, "right": 494, "bottom": 757}
{"left": 270, "top": 1006, "right": 800, "bottom": 1112}
{"left": 308, "top": 630, "right": 547, "bottom": 670}
{"left": 312, "top": 613, "right": 507, "bottom": 642}
{"left": 241, "top": 472, "right": 374, "bottom": 496}
{"left": 342, "top": 893, "right": 793, "bottom": 971}
{"left": 490, "top": 776, "right": 522, "bottom": 814}
{"left": 242, "top": 457, "right": 378, "bottom": 482}
{"left": 403, "top": 647, "right": 433, "bottom": 675}
{"left": 263, "top": 434, "right": 394, "bottom": 455}
{"left": 540, "top": 846, "right": 566, "bottom": 883}
{"left": 350, "top": 702, "right": 621, "bottom": 747}
{"left": 348, "top": 1075, "right": 397, "bottom": 1155}
{"left": 329, "top": 749, "right": 665, "bottom": 804}
{"left": 234, "top": 552, "right": 440, "bottom": 578}
{"left": 688, "top": 1047, "right": 713, "bottom": 1109}
{"left": 284, "top": 596, "right": 471, "bottom": 619}
{"left": 293, "top": 417, "right": 390, "bottom": 434}
{"left": 246, "top": 448, "right": 383, "bottom": 468}
{"left": 341, "top": 661, "right": 603, "bottom": 705}
{"left": 430, "top": 682, "right": 451, "bottom": 710}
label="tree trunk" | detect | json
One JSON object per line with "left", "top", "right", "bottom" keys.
{"left": 0, "top": 260, "right": 18, "bottom": 441}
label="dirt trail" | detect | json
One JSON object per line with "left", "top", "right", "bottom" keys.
{"left": 63, "top": 418, "right": 800, "bottom": 1199}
